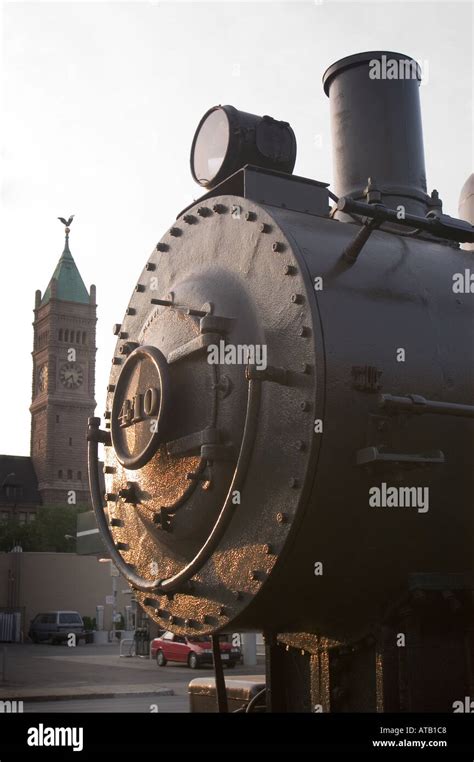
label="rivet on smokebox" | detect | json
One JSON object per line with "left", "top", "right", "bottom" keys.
{"left": 145, "top": 262, "right": 156, "bottom": 271}
{"left": 183, "top": 214, "right": 196, "bottom": 225}
{"left": 104, "top": 465, "right": 115, "bottom": 474}
{"left": 250, "top": 570, "right": 259, "bottom": 581}
{"left": 289, "top": 477, "right": 299, "bottom": 489}
{"left": 113, "top": 323, "right": 122, "bottom": 335}
{"left": 291, "top": 293, "right": 304, "bottom": 304}
{"left": 107, "top": 384, "right": 116, "bottom": 392}
{"left": 296, "top": 440, "right": 306, "bottom": 451}
{"left": 197, "top": 206, "right": 212, "bottom": 217}
{"left": 276, "top": 512, "right": 288, "bottom": 524}
{"left": 156, "top": 242, "right": 169, "bottom": 252}
{"left": 272, "top": 241, "right": 284, "bottom": 252}
{"left": 135, "top": 283, "right": 145, "bottom": 292}
{"left": 219, "top": 606, "right": 226, "bottom": 616}
{"left": 298, "top": 326, "right": 309, "bottom": 338}
{"left": 126, "top": 307, "right": 136, "bottom": 315}
{"left": 260, "top": 223, "right": 270, "bottom": 233}
{"left": 169, "top": 227, "right": 182, "bottom": 237}
{"left": 212, "top": 204, "right": 227, "bottom": 214}
{"left": 284, "top": 265, "right": 296, "bottom": 275}
{"left": 300, "top": 401, "right": 310, "bottom": 412}
{"left": 245, "top": 211, "right": 256, "bottom": 221}
{"left": 264, "top": 543, "right": 274, "bottom": 555}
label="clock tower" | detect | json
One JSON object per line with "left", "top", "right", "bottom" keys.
{"left": 30, "top": 219, "right": 97, "bottom": 506}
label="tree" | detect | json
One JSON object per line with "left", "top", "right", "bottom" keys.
{"left": 0, "top": 504, "right": 89, "bottom": 552}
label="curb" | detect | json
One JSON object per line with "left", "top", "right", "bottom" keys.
{"left": 2, "top": 688, "right": 174, "bottom": 703}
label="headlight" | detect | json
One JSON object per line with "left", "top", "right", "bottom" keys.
{"left": 190, "top": 105, "right": 297, "bottom": 189}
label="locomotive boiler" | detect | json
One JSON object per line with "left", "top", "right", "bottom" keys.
{"left": 88, "top": 51, "right": 474, "bottom": 712}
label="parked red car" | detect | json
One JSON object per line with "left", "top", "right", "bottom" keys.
{"left": 151, "top": 631, "right": 241, "bottom": 669}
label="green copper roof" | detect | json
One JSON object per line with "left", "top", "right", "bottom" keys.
{"left": 41, "top": 236, "right": 89, "bottom": 306}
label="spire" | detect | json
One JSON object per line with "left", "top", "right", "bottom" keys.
{"left": 40, "top": 216, "right": 89, "bottom": 306}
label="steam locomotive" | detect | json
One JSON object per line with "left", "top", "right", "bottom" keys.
{"left": 88, "top": 51, "right": 474, "bottom": 712}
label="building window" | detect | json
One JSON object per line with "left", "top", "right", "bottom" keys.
{"left": 0, "top": 512, "right": 9, "bottom": 523}
{"left": 58, "top": 469, "right": 63, "bottom": 479}
{"left": 58, "top": 329, "right": 63, "bottom": 341}
{"left": 67, "top": 469, "right": 72, "bottom": 479}
{"left": 69, "top": 437, "right": 72, "bottom": 446}
{"left": 4, "top": 485, "right": 23, "bottom": 500}
{"left": 18, "top": 512, "right": 27, "bottom": 526}
{"left": 56, "top": 415, "right": 60, "bottom": 423}
{"left": 82, "top": 331, "right": 87, "bottom": 344}
{"left": 77, "top": 470, "right": 82, "bottom": 480}
{"left": 64, "top": 329, "right": 69, "bottom": 342}
{"left": 76, "top": 331, "right": 80, "bottom": 343}
{"left": 28, "top": 513, "right": 36, "bottom": 523}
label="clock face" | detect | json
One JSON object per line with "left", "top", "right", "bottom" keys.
{"left": 37, "top": 364, "right": 48, "bottom": 393}
{"left": 60, "top": 362, "right": 84, "bottom": 389}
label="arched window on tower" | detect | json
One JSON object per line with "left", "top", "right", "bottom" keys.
{"left": 58, "top": 469, "right": 63, "bottom": 479}
{"left": 82, "top": 331, "right": 87, "bottom": 344}
{"left": 75, "top": 331, "right": 80, "bottom": 343}
{"left": 67, "top": 469, "right": 72, "bottom": 479}
{"left": 77, "top": 471, "right": 82, "bottom": 480}
{"left": 64, "top": 329, "right": 69, "bottom": 342}
{"left": 58, "top": 329, "right": 63, "bottom": 341}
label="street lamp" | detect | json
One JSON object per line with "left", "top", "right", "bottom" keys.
{"left": 1, "top": 472, "right": 16, "bottom": 488}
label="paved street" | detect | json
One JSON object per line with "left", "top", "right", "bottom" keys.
{"left": 0, "top": 642, "right": 264, "bottom": 713}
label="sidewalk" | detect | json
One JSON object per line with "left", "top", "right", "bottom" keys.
{"left": 1, "top": 684, "right": 174, "bottom": 702}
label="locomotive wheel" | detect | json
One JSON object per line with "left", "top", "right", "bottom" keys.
{"left": 156, "top": 650, "right": 167, "bottom": 667}
{"left": 188, "top": 653, "right": 198, "bottom": 670}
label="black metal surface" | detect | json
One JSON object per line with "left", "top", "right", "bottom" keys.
{"left": 180, "top": 165, "right": 330, "bottom": 219}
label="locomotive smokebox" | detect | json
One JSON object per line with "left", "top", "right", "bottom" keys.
{"left": 323, "top": 51, "right": 428, "bottom": 214}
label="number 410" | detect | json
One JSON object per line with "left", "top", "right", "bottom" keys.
{"left": 118, "top": 387, "right": 159, "bottom": 428}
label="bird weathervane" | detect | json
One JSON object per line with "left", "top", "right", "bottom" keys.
{"left": 58, "top": 214, "right": 75, "bottom": 236}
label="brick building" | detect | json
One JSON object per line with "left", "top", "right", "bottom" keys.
{"left": 0, "top": 222, "right": 96, "bottom": 522}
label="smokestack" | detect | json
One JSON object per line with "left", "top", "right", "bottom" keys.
{"left": 323, "top": 51, "right": 430, "bottom": 216}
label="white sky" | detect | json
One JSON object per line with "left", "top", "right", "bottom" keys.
{"left": 0, "top": 0, "right": 472, "bottom": 456}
